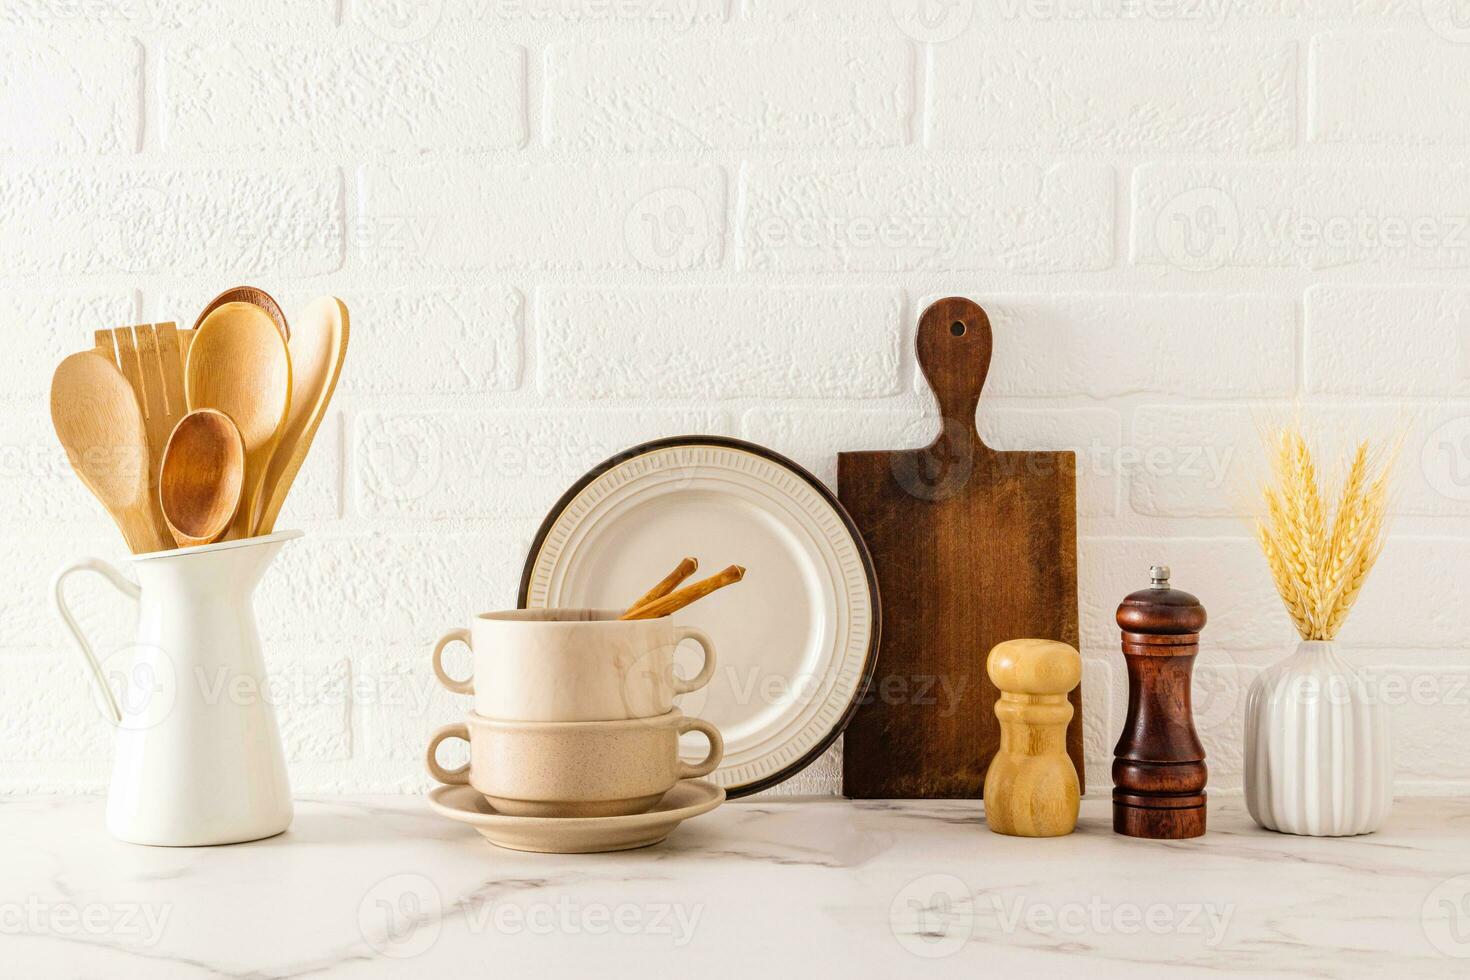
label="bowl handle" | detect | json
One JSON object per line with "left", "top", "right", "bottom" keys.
{"left": 676, "top": 717, "right": 724, "bottom": 780}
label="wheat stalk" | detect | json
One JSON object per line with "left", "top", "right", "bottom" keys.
{"left": 1255, "top": 426, "right": 1392, "bottom": 642}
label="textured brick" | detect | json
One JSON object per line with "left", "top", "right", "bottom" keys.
{"left": 1366, "top": 663, "right": 1470, "bottom": 786}
{"left": 257, "top": 531, "right": 525, "bottom": 647}
{"left": 928, "top": 39, "right": 1293, "bottom": 152}
{"left": 1, "top": 0, "right": 334, "bottom": 30}
{"left": 0, "top": 413, "right": 122, "bottom": 533}
{"left": 6, "top": 290, "right": 137, "bottom": 404}
{"left": 358, "top": 164, "right": 725, "bottom": 271}
{"left": 918, "top": 292, "right": 1294, "bottom": 398}
{"left": 0, "top": 36, "right": 140, "bottom": 154}
{"left": 154, "top": 285, "right": 522, "bottom": 396}
{"left": 261, "top": 648, "right": 352, "bottom": 762}
{"left": 4, "top": 536, "right": 139, "bottom": 649}
{"left": 1132, "top": 164, "right": 1470, "bottom": 270}
{"left": 538, "top": 287, "right": 901, "bottom": 398}
{"left": 1311, "top": 31, "right": 1470, "bottom": 145}
{"left": 1080, "top": 658, "right": 1114, "bottom": 792}
{"left": 489, "top": 0, "right": 729, "bottom": 23}
{"left": 546, "top": 38, "right": 910, "bottom": 150}
{"left": 1080, "top": 537, "right": 1291, "bottom": 652}
{"left": 354, "top": 410, "right": 729, "bottom": 521}
{"left": 742, "top": 406, "right": 1122, "bottom": 517}
{"left": 0, "top": 652, "right": 113, "bottom": 762}
{"left": 164, "top": 39, "right": 525, "bottom": 152}
{"left": 0, "top": 166, "right": 343, "bottom": 276}
{"left": 1306, "top": 285, "right": 1470, "bottom": 396}
{"left": 1129, "top": 402, "right": 1470, "bottom": 518}
{"left": 739, "top": 161, "right": 1111, "bottom": 272}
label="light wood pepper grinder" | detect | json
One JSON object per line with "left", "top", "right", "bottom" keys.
{"left": 1113, "top": 565, "right": 1208, "bottom": 839}
{"left": 983, "top": 638, "right": 1082, "bottom": 837}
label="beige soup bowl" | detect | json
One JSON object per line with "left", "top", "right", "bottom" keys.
{"left": 432, "top": 609, "right": 717, "bottom": 722}
{"left": 426, "top": 709, "right": 723, "bottom": 818}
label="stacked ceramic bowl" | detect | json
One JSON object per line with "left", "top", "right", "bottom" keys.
{"left": 426, "top": 610, "right": 723, "bottom": 818}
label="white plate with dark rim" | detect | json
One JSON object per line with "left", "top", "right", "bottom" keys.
{"left": 518, "top": 436, "right": 880, "bottom": 798}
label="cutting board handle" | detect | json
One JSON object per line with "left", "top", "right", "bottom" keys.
{"left": 916, "top": 297, "right": 992, "bottom": 447}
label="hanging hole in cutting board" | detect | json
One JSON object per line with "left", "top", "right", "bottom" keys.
{"left": 949, "top": 321, "right": 966, "bottom": 337}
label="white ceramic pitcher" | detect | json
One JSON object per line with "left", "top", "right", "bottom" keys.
{"left": 51, "top": 530, "right": 300, "bottom": 846}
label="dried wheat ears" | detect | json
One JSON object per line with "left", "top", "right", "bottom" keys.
{"left": 1256, "top": 426, "right": 1393, "bottom": 642}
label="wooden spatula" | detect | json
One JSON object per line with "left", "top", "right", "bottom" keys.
{"left": 93, "top": 323, "right": 189, "bottom": 546}
{"left": 50, "top": 351, "right": 170, "bottom": 554}
{"left": 256, "top": 296, "right": 348, "bottom": 534}
{"left": 837, "top": 297, "right": 1082, "bottom": 799}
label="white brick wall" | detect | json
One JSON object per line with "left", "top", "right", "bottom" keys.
{"left": 6, "top": 1, "right": 1469, "bottom": 799}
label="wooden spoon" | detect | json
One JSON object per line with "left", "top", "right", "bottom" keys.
{"left": 193, "top": 285, "right": 290, "bottom": 342}
{"left": 256, "top": 296, "right": 349, "bottom": 535}
{"left": 186, "top": 302, "right": 291, "bottom": 540}
{"left": 50, "top": 351, "right": 170, "bottom": 554}
{"left": 159, "top": 409, "right": 245, "bottom": 548}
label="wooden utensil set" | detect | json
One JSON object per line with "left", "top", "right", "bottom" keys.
{"left": 51, "top": 286, "right": 349, "bottom": 553}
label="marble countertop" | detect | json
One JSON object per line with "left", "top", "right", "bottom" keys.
{"left": 3, "top": 795, "right": 1467, "bottom": 978}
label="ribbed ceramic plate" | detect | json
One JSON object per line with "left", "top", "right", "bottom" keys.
{"left": 518, "top": 436, "right": 879, "bottom": 798}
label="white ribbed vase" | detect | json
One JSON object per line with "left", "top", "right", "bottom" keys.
{"left": 1244, "top": 640, "right": 1392, "bottom": 837}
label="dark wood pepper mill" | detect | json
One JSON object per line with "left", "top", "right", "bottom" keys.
{"left": 1113, "top": 564, "right": 1208, "bottom": 839}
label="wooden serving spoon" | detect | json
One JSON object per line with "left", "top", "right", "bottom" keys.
{"left": 159, "top": 409, "right": 245, "bottom": 548}
{"left": 193, "top": 285, "right": 290, "bottom": 342}
{"left": 256, "top": 296, "right": 349, "bottom": 535}
{"left": 50, "top": 350, "right": 170, "bottom": 554}
{"left": 186, "top": 302, "right": 291, "bottom": 540}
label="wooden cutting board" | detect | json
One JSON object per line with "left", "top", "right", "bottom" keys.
{"left": 839, "top": 297, "right": 1083, "bottom": 799}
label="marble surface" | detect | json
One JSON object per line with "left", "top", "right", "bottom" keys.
{"left": 2, "top": 794, "right": 1468, "bottom": 978}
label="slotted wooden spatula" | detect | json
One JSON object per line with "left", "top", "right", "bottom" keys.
{"left": 93, "top": 323, "right": 190, "bottom": 546}
{"left": 838, "top": 297, "right": 1083, "bottom": 799}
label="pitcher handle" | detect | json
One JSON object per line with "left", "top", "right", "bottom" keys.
{"left": 51, "top": 557, "right": 141, "bottom": 726}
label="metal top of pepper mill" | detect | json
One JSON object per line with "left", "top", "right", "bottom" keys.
{"left": 1118, "top": 564, "right": 1207, "bottom": 635}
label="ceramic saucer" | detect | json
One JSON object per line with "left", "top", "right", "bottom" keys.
{"left": 427, "top": 779, "right": 725, "bottom": 853}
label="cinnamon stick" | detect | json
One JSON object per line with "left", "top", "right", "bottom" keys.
{"left": 620, "top": 565, "right": 746, "bottom": 620}
{"left": 626, "top": 556, "right": 698, "bottom": 614}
